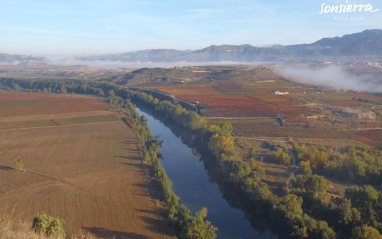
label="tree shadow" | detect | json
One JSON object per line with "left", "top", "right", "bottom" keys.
{"left": 121, "top": 162, "right": 144, "bottom": 170}
{"left": 136, "top": 209, "right": 157, "bottom": 215}
{"left": 0, "top": 166, "right": 13, "bottom": 171}
{"left": 115, "top": 155, "right": 142, "bottom": 161}
{"left": 140, "top": 216, "right": 174, "bottom": 236}
{"left": 133, "top": 183, "right": 149, "bottom": 189}
{"left": 83, "top": 227, "right": 150, "bottom": 239}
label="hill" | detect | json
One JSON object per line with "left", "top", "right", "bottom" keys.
{"left": 0, "top": 53, "right": 47, "bottom": 63}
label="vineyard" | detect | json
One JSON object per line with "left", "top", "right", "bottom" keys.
{"left": 321, "top": 99, "right": 361, "bottom": 107}
{"left": 156, "top": 85, "right": 220, "bottom": 96}
{"left": 211, "top": 82, "right": 253, "bottom": 95}
{"left": 185, "top": 94, "right": 307, "bottom": 120}
{"left": 151, "top": 78, "right": 382, "bottom": 147}
{"left": 191, "top": 95, "right": 277, "bottom": 117}
{"left": 354, "top": 129, "right": 382, "bottom": 146}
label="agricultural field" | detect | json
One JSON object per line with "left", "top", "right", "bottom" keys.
{"left": 0, "top": 90, "right": 109, "bottom": 117}
{"left": 156, "top": 84, "right": 220, "bottom": 97}
{"left": 0, "top": 90, "right": 173, "bottom": 238}
{"left": 353, "top": 129, "right": 382, "bottom": 147}
{"left": 149, "top": 67, "right": 382, "bottom": 147}
{"left": 187, "top": 95, "right": 279, "bottom": 117}
{"left": 137, "top": 65, "right": 382, "bottom": 208}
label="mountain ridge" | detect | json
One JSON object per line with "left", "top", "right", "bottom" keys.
{"left": 76, "top": 29, "right": 382, "bottom": 62}
{"left": 1, "top": 29, "right": 381, "bottom": 63}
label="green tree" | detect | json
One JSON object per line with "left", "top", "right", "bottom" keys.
{"left": 339, "top": 199, "right": 353, "bottom": 225}
{"left": 208, "top": 134, "right": 236, "bottom": 160}
{"left": 311, "top": 221, "right": 337, "bottom": 239}
{"left": 186, "top": 208, "right": 217, "bottom": 239}
{"left": 12, "top": 83, "right": 21, "bottom": 91}
{"left": 305, "top": 175, "right": 328, "bottom": 199}
{"left": 60, "top": 85, "right": 67, "bottom": 94}
{"left": 274, "top": 194, "right": 304, "bottom": 223}
{"left": 346, "top": 185, "right": 379, "bottom": 224}
{"left": 98, "top": 89, "right": 105, "bottom": 96}
{"left": 273, "top": 147, "right": 291, "bottom": 166}
{"left": 224, "top": 160, "right": 251, "bottom": 182}
{"left": 300, "top": 160, "right": 312, "bottom": 177}
{"left": 248, "top": 148, "right": 256, "bottom": 158}
{"left": 351, "top": 225, "right": 382, "bottom": 239}
{"left": 107, "top": 89, "right": 115, "bottom": 97}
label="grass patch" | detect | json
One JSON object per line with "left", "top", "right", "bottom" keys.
{"left": 186, "top": 78, "right": 212, "bottom": 85}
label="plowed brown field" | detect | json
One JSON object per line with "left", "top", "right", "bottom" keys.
{"left": 0, "top": 91, "right": 173, "bottom": 238}
{"left": 0, "top": 90, "right": 108, "bottom": 117}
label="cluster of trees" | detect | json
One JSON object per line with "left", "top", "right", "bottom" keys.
{"left": 344, "top": 186, "right": 382, "bottom": 233}
{"left": 304, "top": 185, "right": 382, "bottom": 239}
{"left": 129, "top": 91, "right": 207, "bottom": 130}
{"left": 292, "top": 143, "right": 382, "bottom": 185}
{"left": 4, "top": 78, "right": 109, "bottom": 96}
{"left": 290, "top": 173, "right": 329, "bottom": 200}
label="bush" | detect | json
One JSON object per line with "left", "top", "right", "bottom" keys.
{"left": 273, "top": 147, "right": 291, "bottom": 166}
{"left": 13, "top": 157, "right": 25, "bottom": 171}
{"left": 32, "top": 213, "right": 65, "bottom": 238}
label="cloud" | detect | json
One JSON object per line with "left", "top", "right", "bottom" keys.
{"left": 275, "top": 65, "right": 382, "bottom": 93}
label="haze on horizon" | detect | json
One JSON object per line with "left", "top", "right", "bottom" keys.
{"left": 0, "top": 0, "right": 381, "bottom": 57}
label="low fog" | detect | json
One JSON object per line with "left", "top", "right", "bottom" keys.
{"left": 275, "top": 65, "right": 382, "bottom": 93}
{"left": 49, "top": 58, "right": 271, "bottom": 69}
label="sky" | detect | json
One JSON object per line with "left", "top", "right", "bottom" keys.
{"left": 0, "top": 0, "right": 381, "bottom": 56}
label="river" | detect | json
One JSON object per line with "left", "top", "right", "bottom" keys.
{"left": 136, "top": 107, "right": 278, "bottom": 239}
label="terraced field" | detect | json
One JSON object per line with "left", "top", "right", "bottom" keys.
{"left": 0, "top": 90, "right": 172, "bottom": 238}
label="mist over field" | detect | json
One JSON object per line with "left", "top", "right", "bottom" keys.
{"left": 275, "top": 65, "right": 382, "bottom": 93}
{"left": 51, "top": 58, "right": 271, "bottom": 69}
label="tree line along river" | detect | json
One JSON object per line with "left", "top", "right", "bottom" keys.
{"left": 136, "top": 107, "right": 278, "bottom": 239}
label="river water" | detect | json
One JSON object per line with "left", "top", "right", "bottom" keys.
{"left": 137, "top": 108, "right": 278, "bottom": 239}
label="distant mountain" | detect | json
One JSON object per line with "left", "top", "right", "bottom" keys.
{"left": 284, "top": 29, "right": 382, "bottom": 56}
{"left": 0, "top": 53, "right": 47, "bottom": 63}
{"left": 76, "top": 29, "right": 382, "bottom": 62}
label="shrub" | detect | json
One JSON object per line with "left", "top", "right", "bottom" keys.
{"left": 13, "top": 157, "right": 25, "bottom": 171}
{"left": 32, "top": 213, "right": 65, "bottom": 238}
